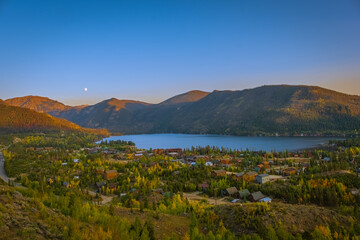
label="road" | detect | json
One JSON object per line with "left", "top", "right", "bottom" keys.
{"left": 0, "top": 151, "right": 9, "bottom": 183}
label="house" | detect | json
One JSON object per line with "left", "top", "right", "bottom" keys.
{"left": 73, "top": 159, "right": 80, "bottom": 163}
{"left": 212, "top": 169, "right": 226, "bottom": 177}
{"left": 262, "top": 161, "right": 270, "bottom": 169}
{"left": 249, "top": 191, "right": 265, "bottom": 202}
{"left": 165, "top": 148, "right": 183, "bottom": 154}
{"left": 96, "top": 181, "right": 106, "bottom": 189}
{"left": 221, "top": 159, "right": 231, "bottom": 165}
{"left": 211, "top": 160, "right": 220, "bottom": 166}
{"left": 104, "top": 170, "right": 118, "bottom": 180}
{"left": 198, "top": 183, "right": 210, "bottom": 191}
{"left": 205, "top": 162, "right": 213, "bottom": 167}
{"left": 224, "top": 187, "right": 238, "bottom": 196}
{"left": 108, "top": 183, "right": 118, "bottom": 189}
{"left": 62, "top": 162, "right": 68, "bottom": 166}
{"left": 255, "top": 174, "right": 270, "bottom": 184}
{"left": 96, "top": 167, "right": 105, "bottom": 174}
{"left": 74, "top": 176, "right": 79, "bottom": 179}
{"left": 255, "top": 164, "right": 264, "bottom": 173}
{"left": 168, "top": 152, "right": 179, "bottom": 157}
{"left": 243, "top": 171, "right": 257, "bottom": 182}
{"left": 162, "top": 191, "right": 172, "bottom": 197}
{"left": 238, "top": 189, "right": 251, "bottom": 199}
{"left": 152, "top": 188, "right": 164, "bottom": 194}
{"left": 259, "top": 197, "right": 272, "bottom": 203}
{"left": 191, "top": 162, "right": 200, "bottom": 167}
{"left": 130, "top": 188, "right": 139, "bottom": 194}
{"left": 153, "top": 149, "right": 164, "bottom": 155}
{"left": 351, "top": 188, "right": 359, "bottom": 195}
{"left": 231, "top": 199, "right": 240, "bottom": 203}
{"left": 283, "top": 167, "right": 297, "bottom": 176}
{"left": 88, "top": 148, "right": 98, "bottom": 154}
{"left": 232, "top": 172, "right": 245, "bottom": 180}
{"left": 63, "top": 181, "right": 71, "bottom": 188}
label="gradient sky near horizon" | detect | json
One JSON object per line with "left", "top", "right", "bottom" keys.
{"left": 1, "top": 0, "right": 360, "bottom": 105}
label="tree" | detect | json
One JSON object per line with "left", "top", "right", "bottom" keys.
{"left": 140, "top": 227, "right": 150, "bottom": 240}
{"left": 311, "top": 226, "right": 332, "bottom": 240}
{"left": 265, "top": 226, "right": 278, "bottom": 240}
{"left": 144, "top": 220, "right": 155, "bottom": 240}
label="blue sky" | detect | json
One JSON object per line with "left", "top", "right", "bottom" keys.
{"left": 1, "top": 0, "right": 360, "bottom": 105}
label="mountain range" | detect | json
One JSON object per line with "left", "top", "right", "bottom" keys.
{"left": 4, "top": 85, "right": 360, "bottom": 136}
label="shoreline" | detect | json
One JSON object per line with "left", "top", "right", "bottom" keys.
{"left": 98, "top": 134, "right": 344, "bottom": 153}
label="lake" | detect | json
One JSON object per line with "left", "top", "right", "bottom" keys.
{"left": 99, "top": 134, "right": 339, "bottom": 152}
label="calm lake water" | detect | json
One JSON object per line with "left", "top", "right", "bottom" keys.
{"left": 99, "top": 134, "right": 340, "bottom": 152}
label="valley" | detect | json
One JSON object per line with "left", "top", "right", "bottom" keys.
{"left": 1, "top": 130, "right": 360, "bottom": 239}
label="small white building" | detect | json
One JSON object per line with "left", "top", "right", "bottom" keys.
{"left": 205, "top": 162, "right": 213, "bottom": 167}
{"left": 168, "top": 152, "right": 179, "bottom": 156}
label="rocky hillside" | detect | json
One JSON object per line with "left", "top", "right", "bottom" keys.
{"left": 0, "top": 184, "right": 65, "bottom": 239}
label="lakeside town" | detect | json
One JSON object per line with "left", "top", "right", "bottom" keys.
{"left": 2, "top": 133, "right": 360, "bottom": 239}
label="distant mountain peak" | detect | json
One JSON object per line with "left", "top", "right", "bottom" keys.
{"left": 5, "top": 95, "right": 71, "bottom": 113}
{"left": 161, "top": 90, "right": 210, "bottom": 104}
{"left": 99, "top": 98, "right": 150, "bottom": 111}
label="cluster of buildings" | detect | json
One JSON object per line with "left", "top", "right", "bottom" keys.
{"left": 223, "top": 187, "right": 271, "bottom": 203}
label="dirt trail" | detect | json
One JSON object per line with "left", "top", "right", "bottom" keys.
{"left": 183, "top": 191, "right": 232, "bottom": 205}
{"left": 88, "top": 190, "right": 116, "bottom": 205}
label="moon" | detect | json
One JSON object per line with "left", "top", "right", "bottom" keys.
{"left": 84, "top": 88, "right": 88, "bottom": 92}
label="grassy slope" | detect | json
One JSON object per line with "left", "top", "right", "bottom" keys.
{"left": 216, "top": 202, "right": 354, "bottom": 236}
{"left": 0, "top": 182, "right": 189, "bottom": 240}
{"left": 115, "top": 207, "right": 190, "bottom": 239}
{"left": 0, "top": 183, "right": 66, "bottom": 239}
